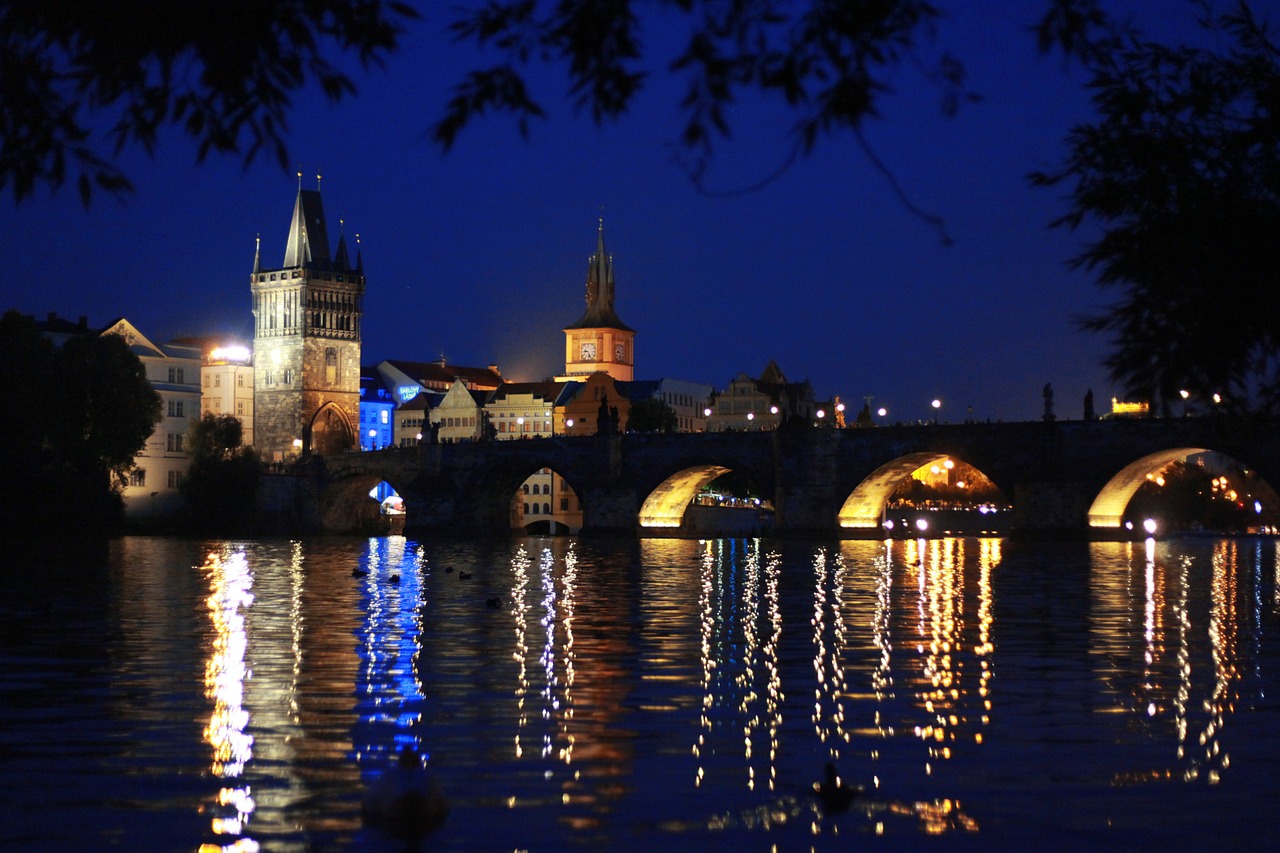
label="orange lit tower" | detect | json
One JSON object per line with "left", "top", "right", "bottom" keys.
{"left": 561, "top": 219, "right": 634, "bottom": 381}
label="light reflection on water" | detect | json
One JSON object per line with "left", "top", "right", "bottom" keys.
{"left": 0, "top": 535, "right": 1278, "bottom": 850}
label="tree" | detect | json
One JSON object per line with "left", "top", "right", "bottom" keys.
{"left": 181, "top": 412, "right": 262, "bottom": 532}
{"left": 626, "top": 396, "right": 678, "bottom": 432}
{"left": 0, "top": 0, "right": 989, "bottom": 204}
{"left": 187, "top": 412, "right": 245, "bottom": 461}
{"left": 0, "top": 0, "right": 417, "bottom": 203}
{"left": 0, "top": 310, "right": 160, "bottom": 539}
{"left": 1031, "top": 2, "right": 1280, "bottom": 415}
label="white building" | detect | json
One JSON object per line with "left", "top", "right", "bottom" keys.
{"left": 101, "top": 319, "right": 202, "bottom": 518}
{"left": 202, "top": 343, "right": 255, "bottom": 446}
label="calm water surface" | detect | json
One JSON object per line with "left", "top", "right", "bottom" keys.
{"left": 2, "top": 535, "right": 1278, "bottom": 851}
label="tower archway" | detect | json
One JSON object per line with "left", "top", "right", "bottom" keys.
{"left": 308, "top": 401, "right": 356, "bottom": 456}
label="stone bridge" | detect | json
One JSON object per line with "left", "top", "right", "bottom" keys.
{"left": 309, "top": 417, "right": 1280, "bottom": 537}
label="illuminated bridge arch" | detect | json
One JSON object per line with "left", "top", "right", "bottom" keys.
{"left": 1087, "top": 446, "right": 1210, "bottom": 529}
{"left": 836, "top": 452, "right": 1008, "bottom": 530}
{"left": 638, "top": 464, "right": 732, "bottom": 528}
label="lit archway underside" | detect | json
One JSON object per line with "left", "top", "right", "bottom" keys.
{"left": 639, "top": 465, "right": 731, "bottom": 528}
{"left": 838, "top": 452, "right": 950, "bottom": 528}
{"left": 1087, "top": 447, "right": 1208, "bottom": 528}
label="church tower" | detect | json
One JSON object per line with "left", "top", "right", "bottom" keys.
{"left": 561, "top": 219, "right": 635, "bottom": 381}
{"left": 251, "top": 175, "right": 364, "bottom": 461}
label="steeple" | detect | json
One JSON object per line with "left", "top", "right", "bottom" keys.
{"left": 334, "top": 219, "right": 350, "bottom": 270}
{"left": 566, "top": 218, "right": 632, "bottom": 332}
{"left": 282, "top": 178, "right": 332, "bottom": 268}
{"left": 252, "top": 234, "right": 261, "bottom": 274}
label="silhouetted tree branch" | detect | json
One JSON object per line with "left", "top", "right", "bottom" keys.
{"left": 1031, "top": 1, "right": 1280, "bottom": 414}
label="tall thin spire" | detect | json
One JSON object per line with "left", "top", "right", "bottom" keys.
{"left": 334, "top": 218, "right": 351, "bottom": 270}
{"left": 252, "top": 233, "right": 261, "bottom": 274}
{"left": 565, "top": 217, "right": 631, "bottom": 332}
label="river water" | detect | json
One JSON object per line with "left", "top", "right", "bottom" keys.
{"left": 2, "top": 534, "right": 1278, "bottom": 851}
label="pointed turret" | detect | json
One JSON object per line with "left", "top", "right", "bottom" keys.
{"left": 334, "top": 220, "right": 351, "bottom": 271}
{"left": 566, "top": 218, "right": 633, "bottom": 332}
{"left": 283, "top": 186, "right": 332, "bottom": 268}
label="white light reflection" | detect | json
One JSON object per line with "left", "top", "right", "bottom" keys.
{"left": 811, "top": 548, "right": 851, "bottom": 763}
{"left": 200, "top": 548, "right": 257, "bottom": 848}
{"left": 511, "top": 547, "right": 532, "bottom": 760}
{"left": 508, "top": 544, "right": 579, "bottom": 774}
{"left": 693, "top": 539, "right": 782, "bottom": 792}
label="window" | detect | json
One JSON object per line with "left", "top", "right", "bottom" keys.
{"left": 560, "top": 497, "right": 568, "bottom": 511}
{"left": 530, "top": 503, "right": 540, "bottom": 515}
{"left": 522, "top": 484, "right": 529, "bottom": 494}
{"left": 167, "top": 400, "right": 185, "bottom": 418}
{"left": 214, "top": 374, "right": 222, "bottom": 388}
{"left": 236, "top": 401, "right": 245, "bottom": 416}
{"left": 542, "top": 503, "right": 551, "bottom": 515}
{"left": 283, "top": 369, "right": 293, "bottom": 385}
{"left": 168, "top": 367, "right": 185, "bottom": 383}
{"left": 130, "top": 469, "right": 146, "bottom": 487}
{"left": 167, "top": 470, "right": 183, "bottom": 488}
{"left": 380, "top": 410, "right": 388, "bottom": 424}
{"left": 237, "top": 374, "right": 244, "bottom": 387}
{"left": 523, "top": 502, "right": 530, "bottom": 514}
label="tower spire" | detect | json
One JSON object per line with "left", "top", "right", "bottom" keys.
{"left": 252, "top": 233, "right": 261, "bottom": 274}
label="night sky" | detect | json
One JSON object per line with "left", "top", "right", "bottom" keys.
{"left": 0, "top": 2, "right": 1211, "bottom": 423}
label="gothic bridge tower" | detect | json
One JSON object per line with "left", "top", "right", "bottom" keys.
{"left": 251, "top": 176, "right": 364, "bottom": 461}
{"left": 562, "top": 219, "right": 635, "bottom": 382}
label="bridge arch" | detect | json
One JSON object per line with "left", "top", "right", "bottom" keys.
{"left": 317, "top": 470, "right": 411, "bottom": 532}
{"left": 308, "top": 401, "right": 356, "bottom": 456}
{"left": 638, "top": 464, "right": 732, "bottom": 528}
{"left": 837, "top": 452, "right": 1007, "bottom": 530}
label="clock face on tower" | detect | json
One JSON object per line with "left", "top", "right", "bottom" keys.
{"left": 580, "top": 341, "right": 597, "bottom": 360}
{"left": 615, "top": 343, "right": 626, "bottom": 362}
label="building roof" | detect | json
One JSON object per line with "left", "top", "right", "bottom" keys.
{"left": 487, "top": 380, "right": 571, "bottom": 405}
{"left": 381, "top": 358, "right": 503, "bottom": 391}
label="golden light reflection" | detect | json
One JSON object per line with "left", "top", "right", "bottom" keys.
{"left": 811, "top": 547, "right": 852, "bottom": 762}
{"left": 1093, "top": 540, "right": 1243, "bottom": 786}
{"left": 200, "top": 548, "right": 257, "bottom": 847}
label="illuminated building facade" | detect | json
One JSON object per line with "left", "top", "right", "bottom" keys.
{"left": 202, "top": 343, "right": 255, "bottom": 447}
{"left": 705, "top": 361, "right": 817, "bottom": 431}
{"left": 358, "top": 369, "right": 396, "bottom": 451}
{"left": 251, "top": 179, "right": 364, "bottom": 461}
{"left": 103, "top": 319, "right": 201, "bottom": 517}
{"left": 561, "top": 220, "right": 635, "bottom": 382}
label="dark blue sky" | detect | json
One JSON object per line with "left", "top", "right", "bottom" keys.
{"left": 2, "top": 2, "right": 1208, "bottom": 422}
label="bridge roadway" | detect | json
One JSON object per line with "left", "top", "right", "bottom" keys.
{"left": 312, "top": 417, "right": 1280, "bottom": 537}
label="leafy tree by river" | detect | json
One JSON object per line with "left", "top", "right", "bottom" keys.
{"left": 0, "top": 310, "right": 161, "bottom": 544}
{"left": 180, "top": 413, "right": 262, "bottom": 533}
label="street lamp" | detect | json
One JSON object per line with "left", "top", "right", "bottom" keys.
{"left": 1179, "top": 389, "right": 1190, "bottom": 417}
{"left": 877, "top": 407, "right": 887, "bottom": 426}
{"left": 931, "top": 399, "right": 941, "bottom": 424}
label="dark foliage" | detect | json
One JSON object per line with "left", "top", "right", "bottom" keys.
{"left": 626, "top": 396, "right": 678, "bottom": 432}
{"left": 181, "top": 412, "right": 261, "bottom": 532}
{"left": 1032, "top": 2, "right": 1280, "bottom": 414}
{"left": 0, "top": 0, "right": 416, "bottom": 203}
{"left": 0, "top": 310, "right": 160, "bottom": 539}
